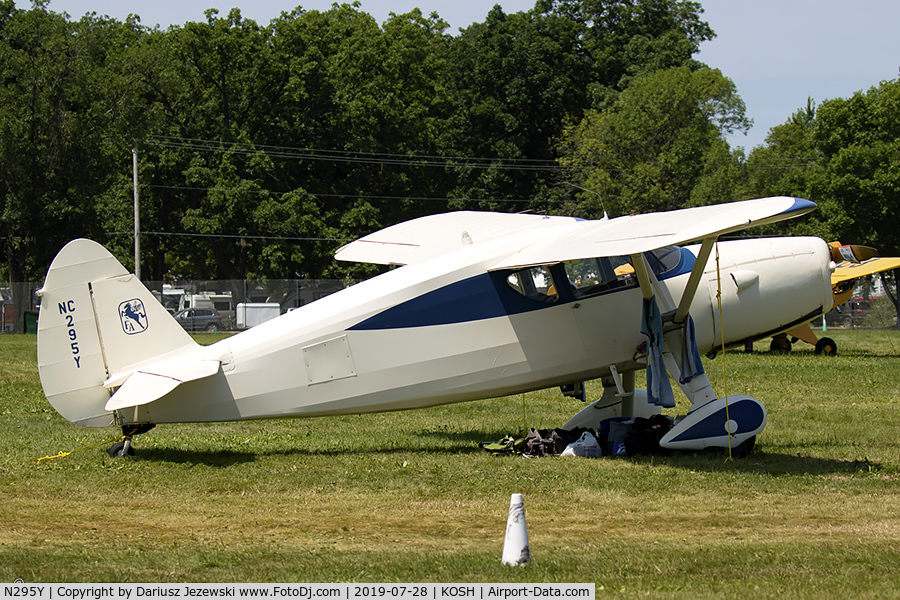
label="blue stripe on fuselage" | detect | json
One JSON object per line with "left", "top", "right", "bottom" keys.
{"left": 349, "top": 247, "right": 696, "bottom": 331}
{"left": 348, "top": 273, "right": 514, "bottom": 331}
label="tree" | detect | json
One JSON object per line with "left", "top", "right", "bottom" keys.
{"left": 812, "top": 80, "right": 900, "bottom": 253}
{"left": 549, "top": 0, "right": 714, "bottom": 106}
{"left": 0, "top": 3, "right": 145, "bottom": 330}
{"left": 442, "top": 0, "right": 714, "bottom": 212}
{"left": 746, "top": 80, "right": 900, "bottom": 246}
{"left": 0, "top": 0, "right": 729, "bottom": 294}
{"left": 558, "top": 66, "right": 749, "bottom": 218}
{"left": 441, "top": 5, "right": 587, "bottom": 209}
{"left": 267, "top": 5, "right": 456, "bottom": 278}
{"left": 743, "top": 100, "right": 839, "bottom": 239}
{"left": 137, "top": 9, "right": 282, "bottom": 280}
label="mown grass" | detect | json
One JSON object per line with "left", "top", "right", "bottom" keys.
{"left": 2, "top": 330, "right": 900, "bottom": 597}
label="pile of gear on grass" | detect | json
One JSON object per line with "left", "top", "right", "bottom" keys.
{"left": 481, "top": 415, "right": 673, "bottom": 458}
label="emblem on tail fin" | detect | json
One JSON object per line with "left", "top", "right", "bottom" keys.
{"left": 118, "top": 299, "right": 148, "bottom": 334}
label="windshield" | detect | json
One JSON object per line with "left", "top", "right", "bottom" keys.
{"left": 563, "top": 256, "right": 637, "bottom": 298}
{"left": 646, "top": 246, "right": 685, "bottom": 278}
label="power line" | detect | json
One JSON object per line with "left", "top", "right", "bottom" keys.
{"left": 147, "top": 184, "right": 536, "bottom": 203}
{"left": 143, "top": 135, "right": 565, "bottom": 172}
{"left": 107, "top": 231, "right": 352, "bottom": 242}
{"left": 120, "top": 136, "right": 562, "bottom": 250}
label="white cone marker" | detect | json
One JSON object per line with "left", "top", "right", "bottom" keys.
{"left": 501, "top": 493, "right": 531, "bottom": 566}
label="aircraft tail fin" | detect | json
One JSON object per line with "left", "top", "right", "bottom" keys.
{"left": 37, "top": 239, "right": 198, "bottom": 427}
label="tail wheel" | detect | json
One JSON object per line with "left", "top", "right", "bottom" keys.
{"left": 108, "top": 439, "right": 135, "bottom": 458}
{"left": 108, "top": 424, "right": 155, "bottom": 458}
{"left": 815, "top": 337, "right": 837, "bottom": 355}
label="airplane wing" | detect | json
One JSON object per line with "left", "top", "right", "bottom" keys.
{"left": 336, "top": 198, "right": 813, "bottom": 269}
{"left": 335, "top": 211, "right": 579, "bottom": 266}
{"left": 104, "top": 359, "right": 222, "bottom": 411}
{"left": 491, "top": 196, "right": 816, "bottom": 270}
{"left": 832, "top": 257, "right": 900, "bottom": 285}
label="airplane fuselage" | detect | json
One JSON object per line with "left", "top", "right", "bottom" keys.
{"left": 127, "top": 236, "right": 832, "bottom": 425}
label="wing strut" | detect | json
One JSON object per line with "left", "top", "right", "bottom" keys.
{"left": 630, "top": 245, "right": 717, "bottom": 411}
{"left": 674, "top": 237, "right": 716, "bottom": 325}
{"left": 632, "top": 236, "right": 716, "bottom": 326}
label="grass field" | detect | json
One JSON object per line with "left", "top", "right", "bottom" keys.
{"left": 2, "top": 329, "right": 900, "bottom": 596}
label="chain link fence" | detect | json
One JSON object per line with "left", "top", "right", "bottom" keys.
{"left": 1, "top": 279, "right": 354, "bottom": 333}
{"left": 144, "top": 279, "right": 356, "bottom": 330}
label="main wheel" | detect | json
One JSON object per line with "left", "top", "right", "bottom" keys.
{"left": 769, "top": 337, "right": 792, "bottom": 353}
{"left": 815, "top": 337, "right": 837, "bottom": 355}
{"left": 731, "top": 435, "right": 756, "bottom": 458}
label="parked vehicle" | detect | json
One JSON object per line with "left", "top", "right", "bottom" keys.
{"left": 820, "top": 297, "right": 877, "bottom": 327}
{"left": 173, "top": 307, "right": 224, "bottom": 332}
{"left": 236, "top": 303, "right": 281, "bottom": 329}
{"left": 188, "top": 293, "right": 235, "bottom": 329}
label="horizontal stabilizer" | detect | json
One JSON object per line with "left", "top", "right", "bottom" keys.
{"left": 37, "top": 238, "right": 206, "bottom": 427}
{"left": 105, "top": 359, "right": 221, "bottom": 411}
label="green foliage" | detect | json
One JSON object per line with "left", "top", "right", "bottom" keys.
{"left": 0, "top": 1, "right": 722, "bottom": 284}
{"left": 443, "top": 0, "right": 714, "bottom": 211}
{"left": 558, "top": 66, "right": 750, "bottom": 218}
{"left": 0, "top": 5, "right": 141, "bottom": 279}
{"left": 812, "top": 82, "right": 900, "bottom": 253}
{"left": 549, "top": 0, "right": 715, "bottom": 101}
{"left": 22, "top": 0, "right": 900, "bottom": 288}
{"left": 747, "top": 80, "right": 900, "bottom": 249}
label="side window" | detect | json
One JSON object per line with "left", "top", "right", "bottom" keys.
{"left": 563, "top": 256, "right": 636, "bottom": 297}
{"left": 506, "top": 266, "right": 559, "bottom": 303}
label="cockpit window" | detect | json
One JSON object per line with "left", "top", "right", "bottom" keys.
{"left": 505, "top": 247, "right": 687, "bottom": 303}
{"left": 507, "top": 266, "right": 559, "bottom": 302}
{"left": 563, "top": 256, "right": 637, "bottom": 298}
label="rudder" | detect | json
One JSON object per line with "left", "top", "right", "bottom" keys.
{"left": 37, "top": 239, "right": 197, "bottom": 427}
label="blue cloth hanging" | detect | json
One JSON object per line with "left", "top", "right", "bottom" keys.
{"left": 641, "top": 296, "right": 675, "bottom": 407}
{"left": 678, "top": 314, "right": 705, "bottom": 385}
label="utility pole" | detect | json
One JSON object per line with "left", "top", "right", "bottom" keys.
{"left": 133, "top": 144, "right": 140, "bottom": 280}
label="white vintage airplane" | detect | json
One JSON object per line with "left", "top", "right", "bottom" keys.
{"left": 36, "top": 196, "right": 834, "bottom": 457}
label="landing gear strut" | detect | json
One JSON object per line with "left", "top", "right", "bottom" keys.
{"left": 108, "top": 424, "right": 156, "bottom": 458}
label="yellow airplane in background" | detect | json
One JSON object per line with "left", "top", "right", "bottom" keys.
{"left": 769, "top": 243, "right": 900, "bottom": 354}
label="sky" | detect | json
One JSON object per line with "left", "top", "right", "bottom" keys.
{"left": 15, "top": 0, "right": 900, "bottom": 151}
